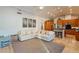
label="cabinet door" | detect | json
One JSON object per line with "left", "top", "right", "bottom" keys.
{"left": 65, "top": 30, "right": 75, "bottom": 35}
{"left": 57, "top": 19, "right": 79, "bottom": 27}
{"left": 44, "top": 20, "right": 53, "bottom": 31}
{"left": 75, "top": 32, "right": 79, "bottom": 41}
{"left": 75, "top": 20, "right": 79, "bottom": 27}
{"left": 75, "top": 35, "right": 79, "bottom": 41}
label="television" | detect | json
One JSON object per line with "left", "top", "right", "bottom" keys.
{"left": 65, "top": 24, "right": 71, "bottom": 29}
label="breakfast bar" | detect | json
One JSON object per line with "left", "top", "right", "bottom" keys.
{"left": 54, "top": 28, "right": 79, "bottom": 41}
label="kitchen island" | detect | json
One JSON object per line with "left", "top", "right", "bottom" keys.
{"left": 54, "top": 28, "right": 79, "bottom": 41}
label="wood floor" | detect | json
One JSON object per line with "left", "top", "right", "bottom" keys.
{"left": 53, "top": 35, "right": 79, "bottom": 53}
{"left": 0, "top": 44, "right": 13, "bottom": 53}
{"left": 0, "top": 35, "right": 79, "bottom": 53}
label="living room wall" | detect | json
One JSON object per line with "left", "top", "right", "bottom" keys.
{"left": 0, "top": 7, "right": 46, "bottom": 36}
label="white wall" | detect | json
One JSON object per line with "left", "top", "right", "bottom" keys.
{"left": 0, "top": 7, "right": 45, "bottom": 36}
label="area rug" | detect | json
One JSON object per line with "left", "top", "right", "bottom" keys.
{"left": 42, "top": 40, "right": 65, "bottom": 53}
{"left": 12, "top": 39, "right": 47, "bottom": 53}
{"left": 12, "top": 38, "right": 65, "bottom": 53}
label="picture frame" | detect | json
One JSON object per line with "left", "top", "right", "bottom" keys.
{"left": 33, "top": 19, "right": 36, "bottom": 27}
{"left": 28, "top": 19, "right": 33, "bottom": 27}
{"left": 23, "top": 18, "right": 36, "bottom": 28}
{"left": 23, "top": 18, "right": 27, "bottom": 27}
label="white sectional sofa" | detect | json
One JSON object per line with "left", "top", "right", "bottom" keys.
{"left": 37, "top": 31, "right": 55, "bottom": 41}
{"left": 18, "top": 30, "right": 55, "bottom": 41}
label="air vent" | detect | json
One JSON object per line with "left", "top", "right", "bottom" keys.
{"left": 17, "top": 12, "right": 22, "bottom": 14}
{"left": 17, "top": 8, "right": 22, "bottom": 14}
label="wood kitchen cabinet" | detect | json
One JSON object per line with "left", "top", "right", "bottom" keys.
{"left": 44, "top": 20, "right": 54, "bottom": 31}
{"left": 75, "top": 32, "right": 79, "bottom": 41}
{"left": 64, "top": 29, "right": 75, "bottom": 35}
{"left": 64, "top": 29, "right": 79, "bottom": 41}
{"left": 57, "top": 19, "right": 79, "bottom": 27}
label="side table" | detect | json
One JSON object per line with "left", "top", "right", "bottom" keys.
{"left": 11, "top": 34, "right": 19, "bottom": 42}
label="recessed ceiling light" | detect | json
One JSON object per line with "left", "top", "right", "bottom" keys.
{"left": 39, "top": 6, "right": 44, "bottom": 10}
{"left": 58, "top": 7, "right": 60, "bottom": 10}
{"left": 70, "top": 9, "right": 72, "bottom": 11}
{"left": 47, "top": 12, "right": 50, "bottom": 14}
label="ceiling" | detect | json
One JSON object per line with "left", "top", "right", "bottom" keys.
{"left": 13, "top": 6, "right": 79, "bottom": 18}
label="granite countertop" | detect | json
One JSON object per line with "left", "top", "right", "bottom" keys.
{"left": 54, "top": 28, "right": 79, "bottom": 32}
{"left": 54, "top": 28, "right": 76, "bottom": 30}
